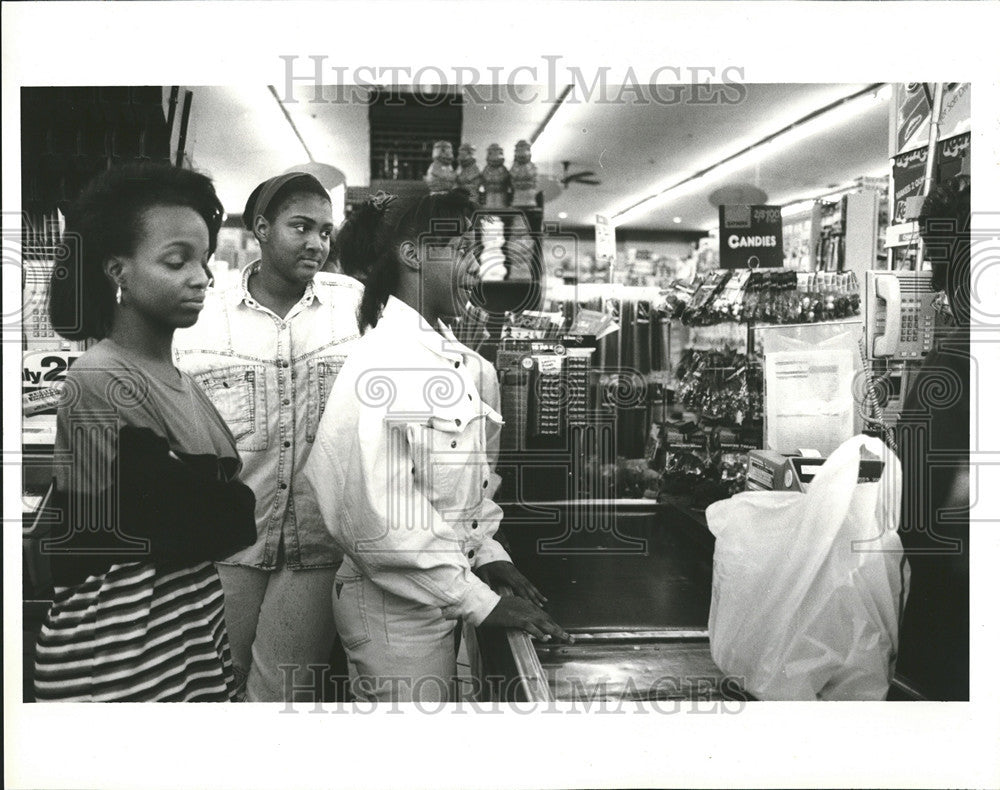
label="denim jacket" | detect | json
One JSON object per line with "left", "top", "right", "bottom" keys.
{"left": 174, "top": 263, "right": 362, "bottom": 569}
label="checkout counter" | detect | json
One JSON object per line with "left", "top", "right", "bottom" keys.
{"left": 472, "top": 498, "right": 751, "bottom": 703}
{"left": 20, "top": 419, "right": 930, "bottom": 704}
{"left": 473, "top": 494, "right": 925, "bottom": 703}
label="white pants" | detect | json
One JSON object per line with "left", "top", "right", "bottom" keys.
{"left": 216, "top": 563, "right": 338, "bottom": 702}
{"left": 333, "top": 567, "right": 457, "bottom": 702}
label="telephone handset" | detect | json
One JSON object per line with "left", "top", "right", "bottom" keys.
{"left": 872, "top": 275, "right": 901, "bottom": 357}
{"left": 865, "top": 271, "right": 936, "bottom": 359}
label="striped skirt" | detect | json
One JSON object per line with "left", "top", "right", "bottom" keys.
{"left": 34, "top": 561, "right": 237, "bottom": 702}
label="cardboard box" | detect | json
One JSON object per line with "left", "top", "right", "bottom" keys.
{"left": 746, "top": 449, "right": 788, "bottom": 491}
{"left": 748, "top": 448, "right": 885, "bottom": 492}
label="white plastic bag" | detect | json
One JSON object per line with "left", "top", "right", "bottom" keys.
{"left": 706, "top": 435, "right": 910, "bottom": 700}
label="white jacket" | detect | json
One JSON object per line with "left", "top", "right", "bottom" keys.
{"left": 304, "top": 296, "right": 511, "bottom": 626}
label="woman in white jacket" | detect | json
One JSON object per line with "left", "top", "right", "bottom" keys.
{"left": 304, "top": 190, "right": 569, "bottom": 702}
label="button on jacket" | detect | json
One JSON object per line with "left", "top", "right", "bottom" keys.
{"left": 304, "top": 296, "right": 512, "bottom": 626}
{"left": 174, "top": 264, "right": 362, "bottom": 569}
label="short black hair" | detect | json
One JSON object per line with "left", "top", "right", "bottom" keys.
{"left": 336, "top": 204, "right": 378, "bottom": 280}
{"left": 347, "top": 190, "right": 478, "bottom": 331}
{"left": 241, "top": 174, "right": 330, "bottom": 237}
{"left": 49, "top": 162, "right": 224, "bottom": 341}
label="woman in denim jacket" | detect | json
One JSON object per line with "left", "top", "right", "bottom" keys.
{"left": 174, "top": 172, "right": 362, "bottom": 701}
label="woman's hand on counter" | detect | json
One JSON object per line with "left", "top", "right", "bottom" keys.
{"left": 476, "top": 561, "right": 547, "bottom": 608}
{"left": 481, "top": 596, "right": 574, "bottom": 643}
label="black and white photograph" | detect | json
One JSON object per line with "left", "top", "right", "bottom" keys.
{"left": 4, "top": 3, "right": 999, "bottom": 789}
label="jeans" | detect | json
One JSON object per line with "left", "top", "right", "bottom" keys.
{"left": 333, "top": 568, "right": 458, "bottom": 702}
{"left": 216, "top": 563, "right": 338, "bottom": 702}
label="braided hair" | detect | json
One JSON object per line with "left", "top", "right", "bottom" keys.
{"left": 341, "top": 189, "right": 478, "bottom": 332}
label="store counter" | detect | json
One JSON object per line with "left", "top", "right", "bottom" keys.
{"left": 474, "top": 499, "right": 750, "bottom": 702}
{"left": 474, "top": 494, "right": 926, "bottom": 702}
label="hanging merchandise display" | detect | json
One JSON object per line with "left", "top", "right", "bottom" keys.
{"left": 674, "top": 347, "right": 762, "bottom": 427}
{"left": 660, "top": 270, "right": 861, "bottom": 326}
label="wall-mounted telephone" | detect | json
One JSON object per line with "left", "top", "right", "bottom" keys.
{"left": 865, "top": 271, "right": 936, "bottom": 359}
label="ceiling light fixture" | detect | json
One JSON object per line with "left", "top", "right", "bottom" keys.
{"left": 779, "top": 173, "right": 890, "bottom": 219}
{"left": 779, "top": 199, "right": 822, "bottom": 218}
{"left": 267, "top": 84, "right": 314, "bottom": 162}
{"left": 672, "top": 216, "right": 682, "bottom": 224}
{"left": 612, "top": 83, "right": 889, "bottom": 228}
{"left": 530, "top": 85, "right": 574, "bottom": 152}
{"left": 557, "top": 211, "right": 568, "bottom": 219}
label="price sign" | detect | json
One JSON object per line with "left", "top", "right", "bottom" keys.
{"left": 594, "top": 214, "right": 616, "bottom": 280}
{"left": 719, "top": 205, "right": 784, "bottom": 269}
{"left": 22, "top": 350, "right": 80, "bottom": 391}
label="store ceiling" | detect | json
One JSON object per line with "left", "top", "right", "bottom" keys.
{"left": 183, "top": 83, "right": 889, "bottom": 232}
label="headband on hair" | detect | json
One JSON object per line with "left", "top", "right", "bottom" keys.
{"left": 367, "top": 191, "right": 397, "bottom": 213}
{"left": 251, "top": 172, "right": 325, "bottom": 226}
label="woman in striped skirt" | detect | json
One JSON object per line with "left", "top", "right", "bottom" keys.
{"left": 34, "top": 163, "right": 256, "bottom": 701}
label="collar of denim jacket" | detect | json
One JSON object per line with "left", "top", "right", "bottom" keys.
{"left": 230, "top": 260, "right": 325, "bottom": 309}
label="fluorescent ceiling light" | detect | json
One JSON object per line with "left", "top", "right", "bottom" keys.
{"left": 779, "top": 174, "right": 887, "bottom": 218}
{"left": 612, "top": 84, "right": 889, "bottom": 228}
{"left": 780, "top": 199, "right": 817, "bottom": 217}
{"left": 268, "top": 85, "right": 314, "bottom": 162}
{"left": 531, "top": 85, "right": 578, "bottom": 159}
{"left": 708, "top": 179, "right": 861, "bottom": 229}
{"left": 762, "top": 91, "right": 886, "bottom": 153}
